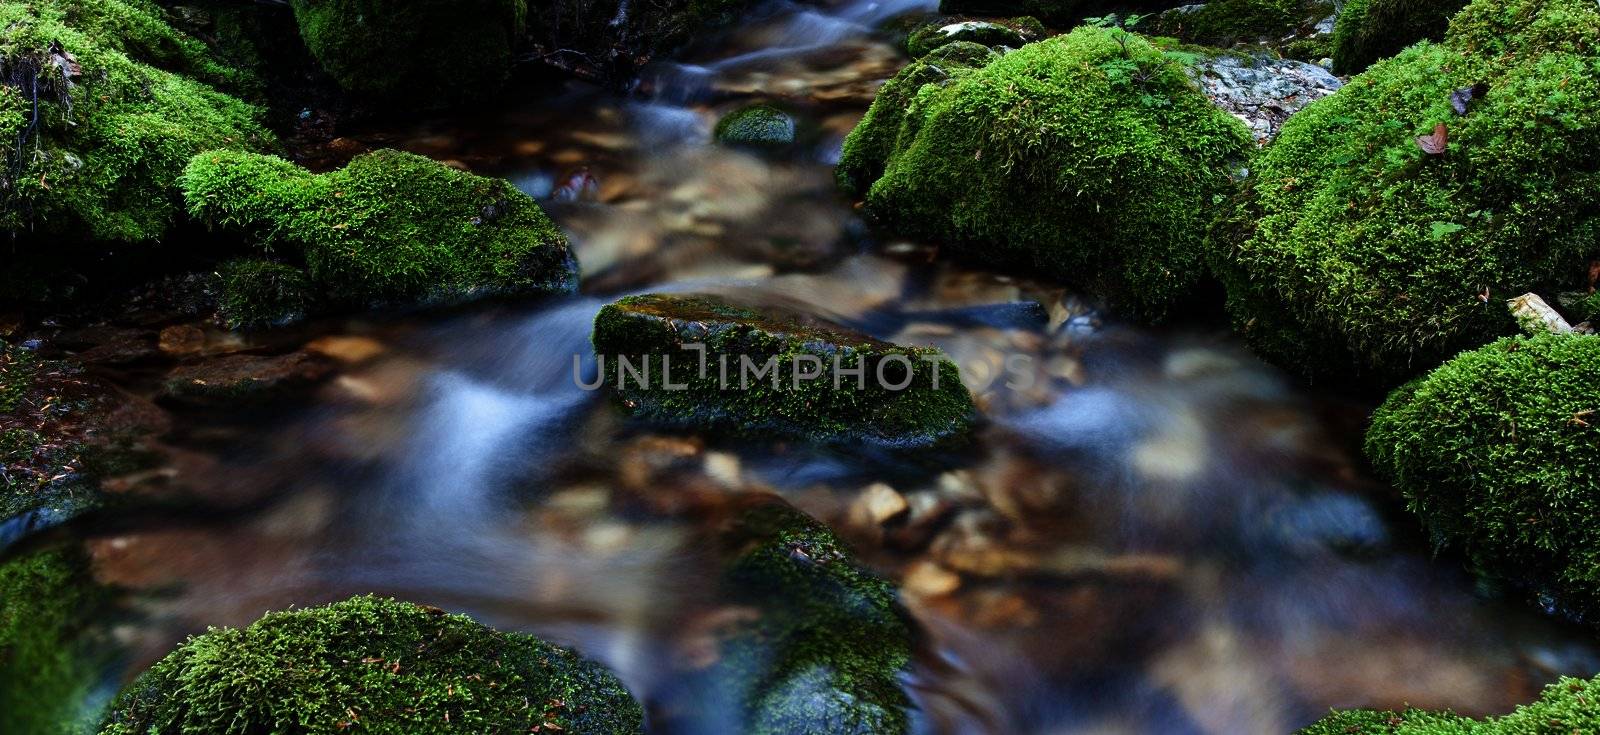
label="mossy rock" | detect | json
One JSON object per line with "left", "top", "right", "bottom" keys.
{"left": 1366, "top": 333, "right": 1600, "bottom": 620}
{"left": 216, "top": 258, "right": 314, "bottom": 330}
{"left": 0, "top": 0, "right": 274, "bottom": 247}
{"left": 840, "top": 27, "right": 1253, "bottom": 321}
{"left": 1, "top": 547, "right": 117, "bottom": 735}
{"left": 181, "top": 149, "right": 577, "bottom": 315}
{"left": 590, "top": 293, "right": 976, "bottom": 449}
{"left": 905, "top": 17, "right": 1045, "bottom": 57}
{"left": 526, "top": 0, "right": 759, "bottom": 82}
{"left": 1211, "top": 0, "right": 1600, "bottom": 383}
{"left": 287, "top": 0, "right": 527, "bottom": 107}
{"left": 1298, "top": 673, "right": 1600, "bottom": 733}
{"left": 98, "top": 595, "right": 644, "bottom": 735}
{"left": 835, "top": 41, "right": 1000, "bottom": 199}
{"left": 1330, "top": 0, "right": 1469, "bottom": 73}
{"left": 708, "top": 501, "right": 914, "bottom": 735}
{"left": 715, "top": 104, "right": 797, "bottom": 148}
{"left": 1147, "top": 0, "right": 1302, "bottom": 46}
{"left": 936, "top": 0, "right": 1082, "bottom": 25}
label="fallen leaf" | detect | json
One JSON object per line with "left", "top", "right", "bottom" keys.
{"left": 1416, "top": 123, "right": 1448, "bottom": 155}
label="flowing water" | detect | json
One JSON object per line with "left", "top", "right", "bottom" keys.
{"left": 31, "top": 1, "right": 1600, "bottom": 732}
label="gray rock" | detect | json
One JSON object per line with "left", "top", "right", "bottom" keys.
{"left": 1189, "top": 53, "right": 1343, "bottom": 142}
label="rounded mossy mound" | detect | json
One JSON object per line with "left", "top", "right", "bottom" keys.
{"left": 590, "top": 293, "right": 976, "bottom": 449}
{"left": 905, "top": 17, "right": 1044, "bottom": 58}
{"left": 841, "top": 27, "right": 1253, "bottom": 320}
{"left": 181, "top": 149, "right": 577, "bottom": 316}
{"left": 1298, "top": 674, "right": 1600, "bottom": 733}
{"left": 98, "top": 595, "right": 644, "bottom": 735}
{"left": 1366, "top": 333, "right": 1600, "bottom": 620}
{"left": 288, "top": 0, "right": 526, "bottom": 106}
{"left": 712, "top": 501, "right": 914, "bottom": 735}
{"left": 1212, "top": 0, "right": 1600, "bottom": 383}
{"left": 0, "top": 0, "right": 273, "bottom": 246}
{"left": 715, "top": 104, "right": 797, "bottom": 148}
{"left": 1330, "top": 0, "right": 1469, "bottom": 73}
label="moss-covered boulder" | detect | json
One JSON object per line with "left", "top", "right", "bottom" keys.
{"left": 287, "top": 0, "right": 526, "bottom": 106}
{"left": 835, "top": 41, "right": 999, "bottom": 199}
{"left": 1330, "top": 0, "right": 1470, "bottom": 73}
{"left": 905, "top": 17, "right": 1045, "bottom": 57}
{"left": 1148, "top": 0, "right": 1309, "bottom": 46}
{"left": 715, "top": 105, "right": 797, "bottom": 148}
{"left": 216, "top": 258, "right": 314, "bottom": 330}
{"left": 936, "top": 0, "right": 1080, "bottom": 25}
{"left": 704, "top": 501, "right": 914, "bottom": 735}
{"left": 1298, "top": 674, "right": 1600, "bottom": 733}
{"left": 1366, "top": 333, "right": 1600, "bottom": 620}
{"left": 181, "top": 149, "right": 577, "bottom": 319}
{"left": 590, "top": 293, "right": 975, "bottom": 448}
{"left": 0, "top": 0, "right": 272, "bottom": 250}
{"left": 840, "top": 27, "right": 1253, "bottom": 320}
{"left": 1211, "top": 0, "right": 1600, "bottom": 382}
{"left": 1, "top": 547, "right": 117, "bottom": 735}
{"left": 98, "top": 595, "right": 644, "bottom": 735}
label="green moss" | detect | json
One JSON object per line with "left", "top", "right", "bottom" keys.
{"left": 1298, "top": 674, "right": 1600, "bottom": 733}
{"left": 905, "top": 17, "right": 1045, "bottom": 58}
{"left": 99, "top": 595, "right": 643, "bottom": 735}
{"left": 1281, "top": 35, "right": 1334, "bottom": 61}
{"left": 1148, "top": 0, "right": 1299, "bottom": 46}
{"left": 182, "top": 149, "right": 577, "bottom": 310}
{"left": 0, "top": 0, "right": 274, "bottom": 244}
{"left": 715, "top": 104, "right": 797, "bottom": 148}
{"left": 590, "top": 293, "right": 975, "bottom": 449}
{"left": 1, "top": 547, "right": 117, "bottom": 735}
{"left": 836, "top": 41, "right": 999, "bottom": 199}
{"left": 217, "top": 258, "right": 314, "bottom": 330}
{"left": 288, "top": 0, "right": 526, "bottom": 106}
{"left": 1330, "top": 0, "right": 1469, "bottom": 73}
{"left": 0, "top": 340, "right": 37, "bottom": 414}
{"left": 1212, "top": 0, "right": 1600, "bottom": 383}
{"left": 711, "top": 502, "right": 913, "bottom": 735}
{"left": 842, "top": 27, "right": 1253, "bottom": 320}
{"left": 1365, "top": 333, "right": 1600, "bottom": 620}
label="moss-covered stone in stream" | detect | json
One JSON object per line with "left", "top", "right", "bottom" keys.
{"left": 287, "top": 0, "right": 526, "bottom": 107}
{"left": 1365, "top": 333, "right": 1600, "bottom": 621}
{"left": 1210, "top": 0, "right": 1600, "bottom": 383}
{"left": 182, "top": 149, "right": 577, "bottom": 315}
{"left": 1, "top": 547, "right": 118, "bottom": 735}
{"left": 0, "top": 0, "right": 274, "bottom": 248}
{"left": 1147, "top": 0, "right": 1316, "bottom": 47}
{"left": 1330, "top": 0, "right": 1469, "bottom": 73}
{"left": 216, "top": 259, "right": 314, "bottom": 330}
{"left": 715, "top": 104, "right": 798, "bottom": 148}
{"left": 904, "top": 17, "right": 1045, "bottom": 57}
{"left": 1298, "top": 673, "right": 1600, "bottom": 733}
{"left": 936, "top": 0, "right": 1082, "bottom": 25}
{"left": 710, "top": 501, "right": 913, "bottom": 735}
{"left": 591, "top": 293, "right": 976, "bottom": 449}
{"left": 840, "top": 27, "right": 1253, "bottom": 321}
{"left": 98, "top": 595, "right": 644, "bottom": 735}
{"left": 526, "top": 0, "right": 760, "bottom": 84}
{"left": 835, "top": 41, "right": 999, "bottom": 199}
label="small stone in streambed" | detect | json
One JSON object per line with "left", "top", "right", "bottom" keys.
{"left": 905, "top": 17, "right": 1044, "bottom": 58}
{"left": 590, "top": 293, "right": 976, "bottom": 449}
{"left": 714, "top": 105, "right": 797, "bottom": 148}
{"left": 161, "top": 352, "right": 335, "bottom": 408}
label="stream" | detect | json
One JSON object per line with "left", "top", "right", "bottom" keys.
{"left": 38, "top": 0, "right": 1600, "bottom": 732}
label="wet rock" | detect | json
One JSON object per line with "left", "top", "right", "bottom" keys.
{"left": 302, "top": 335, "right": 386, "bottom": 365}
{"left": 905, "top": 18, "right": 1045, "bottom": 58}
{"left": 901, "top": 560, "right": 963, "bottom": 598}
{"left": 852, "top": 482, "right": 910, "bottom": 527}
{"left": 714, "top": 105, "right": 798, "bottom": 149}
{"left": 591, "top": 293, "right": 975, "bottom": 448}
{"left": 161, "top": 351, "right": 335, "bottom": 408}
{"left": 1262, "top": 491, "right": 1389, "bottom": 554}
{"left": 1189, "top": 53, "right": 1343, "bottom": 142}
{"left": 696, "top": 500, "right": 914, "bottom": 735}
